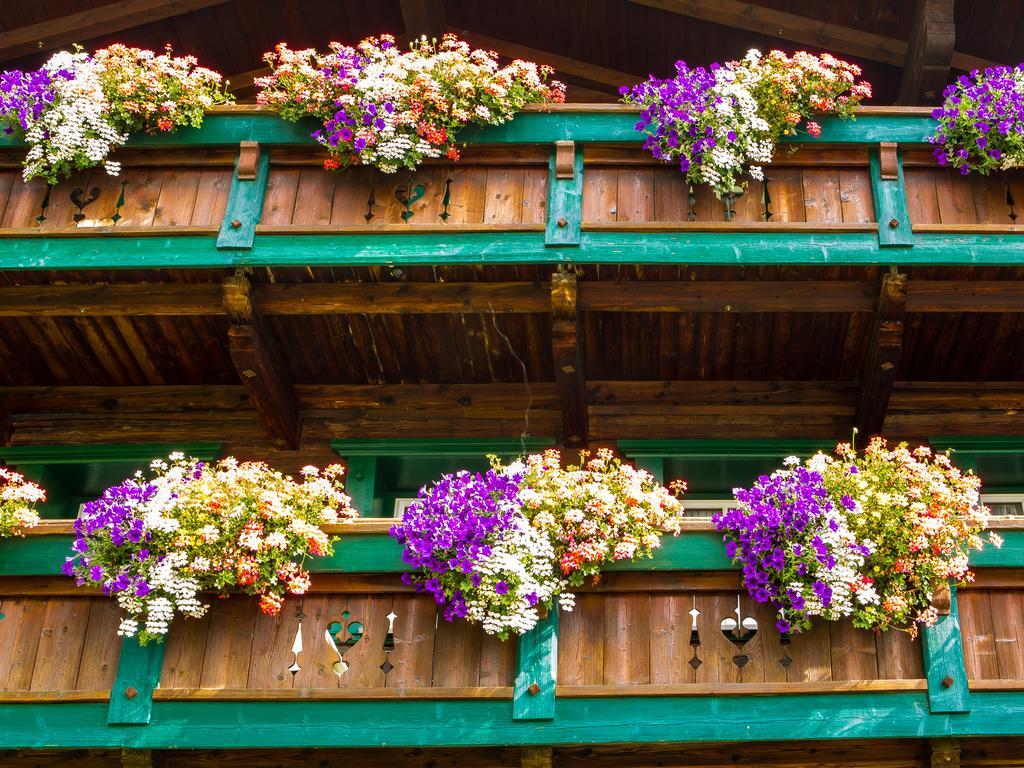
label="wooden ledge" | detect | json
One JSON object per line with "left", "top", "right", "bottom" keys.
{"left": 557, "top": 680, "right": 927, "bottom": 697}
{"left": 582, "top": 222, "right": 879, "bottom": 233}
{"left": 154, "top": 686, "right": 513, "bottom": 700}
{"left": 970, "top": 679, "right": 1024, "bottom": 691}
{"left": 0, "top": 690, "right": 109, "bottom": 703}
{"left": 203, "top": 104, "right": 935, "bottom": 117}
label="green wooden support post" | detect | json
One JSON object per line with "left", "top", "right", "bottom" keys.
{"left": 513, "top": 608, "right": 558, "bottom": 720}
{"left": 107, "top": 637, "right": 167, "bottom": 725}
{"left": 545, "top": 141, "right": 583, "bottom": 247}
{"left": 869, "top": 143, "right": 914, "bottom": 248}
{"left": 345, "top": 455, "right": 378, "bottom": 517}
{"left": 217, "top": 142, "right": 270, "bottom": 251}
{"left": 922, "top": 584, "right": 971, "bottom": 713}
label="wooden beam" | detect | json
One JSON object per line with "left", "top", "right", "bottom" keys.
{"left": 628, "top": 0, "right": 998, "bottom": 72}
{"left": 0, "top": 283, "right": 224, "bottom": 316}
{"left": 401, "top": 0, "right": 447, "bottom": 42}
{"left": 225, "top": 68, "right": 266, "bottom": 99}
{"left": 256, "top": 282, "right": 550, "bottom": 314}
{"left": 452, "top": 30, "right": 634, "bottom": 89}
{"left": 855, "top": 272, "right": 908, "bottom": 437}
{"left": 931, "top": 739, "right": 960, "bottom": 768}
{"left": 898, "top": 0, "right": 956, "bottom": 104}
{"left": 0, "top": 0, "right": 232, "bottom": 62}
{"left": 0, "top": 398, "right": 12, "bottom": 447}
{"left": 223, "top": 275, "right": 300, "bottom": 449}
{"left": 551, "top": 272, "right": 588, "bottom": 445}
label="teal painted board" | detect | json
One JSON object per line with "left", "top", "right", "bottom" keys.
{"left": 216, "top": 147, "right": 271, "bottom": 250}
{"left": 869, "top": 147, "right": 914, "bottom": 247}
{"left": 344, "top": 455, "right": 378, "bottom": 517}
{"left": 618, "top": 439, "right": 830, "bottom": 458}
{"left": 971, "top": 529, "right": 1024, "bottom": 566}
{"left": 0, "top": 535, "right": 72, "bottom": 575}
{"left": 5, "top": 231, "right": 1024, "bottom": 270}
{"left": 922, "top": 585, "right": 970, "bottom": 713}
{"left": 545, "top": 145, "right": 583, "bottom": 246}
{"left": 309, "top": 534, "right": 406, "bottom": 572}
{"left": 604, "top": 531, "right": 734, "bottom": 570}
{"left": 7, "top": 691, "right": 1024, "bottom": 749}
{"left": 107, "top": 637, "right": 168, "bottom": 725}
{"left": 0, "top": 111, "right": 935, "bottom": 150}
{"left": 513, "top": 609, "right": 558, "bottom": 720}
{"left": 331, "top": 438, "right": 553, "bottom": 457}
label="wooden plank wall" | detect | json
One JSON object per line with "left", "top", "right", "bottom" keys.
{"left": 0, "top": 596, "right": 120, "bottom": 692}
{"left": 581, "top": 151, "right": 875, "bottom": 225}
{"left": 559, "top": 591, "right": 923, "bottom": 686}
{"left": 904, "top": 168, "right": 1024, "bottom": 226}
{"left": 161, "top": 592, "right": 514, "bottom": 691}
{"left": 958, "top": 588, "right": 1024, "bottom": 681}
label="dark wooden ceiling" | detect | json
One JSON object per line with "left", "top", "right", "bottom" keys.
{"left": 0, "top": 0, "right": 1017, "bottom": 105}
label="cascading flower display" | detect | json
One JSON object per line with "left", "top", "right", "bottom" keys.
{"left": 622, "top": 49, "right": 871, "bottom": 196}
{"left": 717, "top": 438, "right": 999, "bottom": 638}
{"left": 0, "top": 467, "right": 46, "bottom": 537}
{"left": 257, "top": 33, "right": 565, "bottom": 173}
{"left": 930, "top": 65, "right": 1024, "bottom": 175}
{"left": 392, "top": 450, "right": 684, "bottom": 639}
{"left": 513, "top": 449, "right": 685, "bottom": 584}
{"left": 0, "top": 46, "right": 231, "bottom": 183}
{"left": 63, "top": 454, "right": 355, "bottom": 644}
{"left": 391, "top": 467, "right": 567, "bottom": 639}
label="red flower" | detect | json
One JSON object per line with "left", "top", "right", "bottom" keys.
{"left": 323, "top": 158, "right": 340, "bottom": 171}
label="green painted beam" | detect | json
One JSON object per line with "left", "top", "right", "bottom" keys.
{"left": 216, "top": 146, "right": 271, "bottom": 250}
{"left": 331, "top": 438, "right": 554, "bottom": 457}
{"left": 4, "top": 691, "right": 1024, "bottom": 749}
{"left": 618, "top": 439, "right": 831, "bottom": 458}
{"left": 6, "top": 529, "right": 1024, "bottom": 576}
{"left": 4, "top": 231, "right": 1024, "bottom": 270}
{"left": 107, "top": 637, "right": 167, "bottom": 725}
{"left": 513, "top": 608, "right": 559, "bottom": 720}
{"left": 869, "top": 147, "right": 914, "bottom": 247}
{"left": 0, "top": 443, "right": 222, "bottom": 464}
{"left": 545, "top": 143, "right": 582, "bottom": 246}
{"left": 922, "top": 585, "right": 970, "bottom": 713}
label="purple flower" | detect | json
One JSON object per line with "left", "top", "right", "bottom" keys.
{"left": 495, "top": 581, "right": 509, "bottom": 595}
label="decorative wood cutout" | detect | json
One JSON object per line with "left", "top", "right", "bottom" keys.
{"left": 35, "top": 186, "right": 51, "bottom": 225}
{"left": 1007, "top": 183, "right": 1018, "bottom": 223}
{"left": 71, "top": 186, "right": 101, "bottom": 223}
{"left": 720, "top": 596, "right": 758, "bottom": 668}
{"left": 364, "top": 186, "right": 377, "bottom": 223}
{"left": 762, "top": 177, "right": 773, "bottom": 221}
{"left": 555, "top": 140, "right": 576, "bottom": 179}
{"left": 325, "top": 611, "right": 364, "bottom": 677}
{"left": 687, "top": 184, "right": 697, "bottom": 221}
{"left": 440, "top": 176, "right": 453, "bottom": 222}
{"left": 380, "top": 610, "right": 397, "bottom": 676}
{"left": 395, "top": 176, "right": 426, "bottom": 222}
{"left": 111, "top": 179, "right": 127, "bottom": 224}
{"left": 288, "top": 606, "right": 304, "bottom": 679}
{"left": 688, "top": 600, "right": 703, "bottom": 670}
{"left": 722, "top": 192, "right": 737, "bottom": 222}
{"left": 879, "top": 141, "right": 899, "bottom": 180}
{"left": 779, "top": 628, "right": 793, "bottom": 668}
{"left": 237, "top": 141, "right": 260, "bottom": 180}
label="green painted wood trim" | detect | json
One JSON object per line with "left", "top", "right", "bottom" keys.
{"left": 0, "top": 111, "right": 933, "bottom": 150}
{"left": 545, "top": 144, "right": 582, "bottom": 246}
{"left": 930, "top": 436, "right": 1024, "bottom": 454}
{"left": 107, "top": 637, "right": 167, "bottom": 725}
{"left": 5, "top": 231, "right": 1024, "bottom": 270}
{"left": 330, "top": 438, "right": 554, "bottom": 457}
{"left": 869, "top": 147, "right": 914, "bottom": 247}
{"left": 6, "top": 691, "right": 1024, "bottom": 749}
{"left": 633, "top": 456, "right": 665, "bottom": 483}
{"left": 6, "top": 529, "right": 1024, "bottom": 576}
{"left": 0, "top": 443, "right": 222, "bottom": 464}
{"left": 344, "top": 455, "right": 378, "bottom": 518}
{"left": 513, "top": 608, "right": 558, "bottom": 720}
{"left": 618, "top": 439, "right": 832, "bottom": 458}
{"left": 216, "top": 147, "right": 270, "bottom": 250}
{"left": 922, "top": 585, "right": 970, "bottom": 713}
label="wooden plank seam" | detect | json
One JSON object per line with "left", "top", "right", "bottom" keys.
{"left": 869, "top": 144, "right": 914, "bottom": 247}
{"left": 513, "top": 608, "right": 559, "bottom": 720}
{"left": 107, "top": 636, "right": 168, "bottom": 725}
{"left": 545, "top": 142, "right": 582, "bottom": 247}
{"left": 216, "top": 142, "right": 270, "bottom": 250}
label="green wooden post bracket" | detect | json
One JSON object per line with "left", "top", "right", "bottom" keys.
{"left": 869, "top": 143, "right": 914, "bottom": 248}
{"left": 545, "top": 141, "right": 583, "bottom": 247}
{"left": 107, "top": 637, "right": 167, "bottom": 725}
{"left": 922, "top": 584, "right": 970, "bottom": 714}
{"left": 513, "top": 607, "right": 558, "bottom": 720}
{"left": 216, "top": 142, "right": 270, "bottom": 251}
{"left": 345, "top": 454, "right": 378, "bottom": 517}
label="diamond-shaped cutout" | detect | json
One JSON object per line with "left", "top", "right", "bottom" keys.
{"left": 779, "top": 655, "right": 792, "bottom": 668}
{"left": 688, "top": 657, "right": 703, "bottom": 670}
{"left": 379, "top": 658, "right": 394, "bottom": 676}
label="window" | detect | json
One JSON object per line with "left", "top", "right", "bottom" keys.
{"left": 680, "top": 499, "right": 734, "bottom": 519}
{"left": 393, "top": 497, "right": 418, "bottom": 518}
{"left": 982, "top": 493, "right": 1024, "bottom": 518}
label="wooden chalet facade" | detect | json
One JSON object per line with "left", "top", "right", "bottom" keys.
{"left": 0, "top": 102, "right": 1021, "bottom": 767}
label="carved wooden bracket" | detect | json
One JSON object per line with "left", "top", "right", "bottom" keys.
{"left": 931, "top": 581, "right": 952, "bottom": 616}
{"left": 555, "top": 140, "right": 576, "bottom": 179}
{"left": 237, "top": 141, "right": 261, "bottom": 180}
{"left": 879, "top": 142, "right": 899, "bottom": 180}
